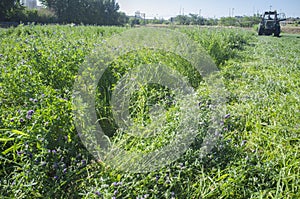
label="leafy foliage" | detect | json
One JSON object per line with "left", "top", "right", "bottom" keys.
{"left": 40, "top": 0, "right": 124, "bottom": 25}
{"left": 0, "top": 0, "right": 24, "bottom": 21}
{"left": 0, "top": 25, "right": 299, "bottom": 198}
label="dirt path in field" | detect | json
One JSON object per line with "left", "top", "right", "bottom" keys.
{"left": 143, "top": 24, "right": 300, "bottom": 35}
{"left": 281, "top": 26, "right": 300, "bottom": 34}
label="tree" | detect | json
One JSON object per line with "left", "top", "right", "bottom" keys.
{"left": 238, "top": 15, "right": 260, "bottom": 27}
{"left": 219, "top": 17, "right": 238, "bottom": 26}
{"left": 174, "top": 15, "right": 190, "bottom": 25}
{"left": 117, "top": 12, "right": 128, "bottom": 25}
{"left": 40, "top": 0, "right": 122, "bottom": 25}
{"left": 0, "top": 0, "right": 24, "bottom": 21}
{"left": 103, "top": 0, "right": 119, "bottom": 24}
{"left": 205, "top": 18, "right": 218, "bottom": 26}
{"left": 189, "top": 13, "right": 203, "bottom": 25}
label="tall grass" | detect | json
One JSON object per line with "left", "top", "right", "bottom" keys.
{"left": 0, "top": 25, "right": 299, "bottom": 198}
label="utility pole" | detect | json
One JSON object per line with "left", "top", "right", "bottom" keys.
{"left": 199, "top": 9, "right": 202, "bottom": 25}
{"left": 232, "top": 8, "right": 234, "bottom": 17}
{"left": 270, "top": 5, "right": 272, "bottom": 11}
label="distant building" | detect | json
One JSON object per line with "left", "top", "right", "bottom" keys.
{"left": 135, "top": 11, "right": 146, "bottom": 19}
{"left": 21, "top": 0, "right": 38, "bottom": 9}
{"left": 135, "top": 11, "right": 141, "bottom": 18}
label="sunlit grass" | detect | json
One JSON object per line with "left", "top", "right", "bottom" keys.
{"left": 0, "top": 25, "right": 299, "bottom": 198}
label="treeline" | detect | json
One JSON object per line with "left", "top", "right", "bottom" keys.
{"left": 1, "top": 1, "right": 261, "bottom": 27}
{"left": 0, "top": 0, "right": 24, "bottom": 22}
{"left": 40, "top": 0, "right": 127, "bottom": 25}
{"left": 131, "top": 14, "right": 261, "bottom": 28}
{"left": 171, "top": 14, "right": 260, "bottom": 27}
{"left": 0, "top": 0, "right": 128, "bottom": 26}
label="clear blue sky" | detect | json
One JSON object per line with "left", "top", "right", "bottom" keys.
{"left": 116, "top": 0, "right": 300, "bottom": 19}
{"left": 37, "top": 0, "right": 300, "bottom": 19}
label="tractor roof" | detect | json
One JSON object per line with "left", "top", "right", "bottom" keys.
{"left": 264, "top": 11, "right": 277, "bottom": 15}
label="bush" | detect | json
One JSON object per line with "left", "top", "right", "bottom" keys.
{"left": 21, "top": 8, "right": 57, "bottom": 24}
{"left": 253, "top": 24, "right": 259, "bottom": 31}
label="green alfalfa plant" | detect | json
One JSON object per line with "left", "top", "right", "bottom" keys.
{"left": 1, "top": 24, "right": 299, "bottom": 198}
{"left": 0, "top": 129, "right": 29, "bottom": 153}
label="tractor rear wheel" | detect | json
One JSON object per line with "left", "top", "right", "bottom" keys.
{"left": 258, "top": 24, "right": 263, "bottom": 35}
{"left": 274, "top": 26, "right": 280, "bottom": 37}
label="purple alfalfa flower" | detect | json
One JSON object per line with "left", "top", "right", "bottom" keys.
{"left": 112, "top": 181, "right": 123, "bottom": 187}
{"left": 241, "top": 140, "right": 247, "bottom": 146}
{"left": 81, "top": 159, "right": 87, "bottom": 165}
{"left": 20, "top": 118, "right": 25, "bottom": 123}
{"left": 17, "top": 151, "right": 23, "bottom": 156}
{"left": 224, "top": 114, "right": 231, "bottom": 119}
{"left": 117, "top": 182, "right": 123, "bottom": 186}
{"left": 170, "top": 191, "right": 175, "bottom": 199}
{"left": 112, "top": 182, "right": 118, "bottom": 186}
{"left": 63, "top": 168, "right": 67, "bottom": 174}
{"left": 226, "top": 139, "right": 232, "bottom": 144}
{"left": 27, "top": 152, "right": 33, "bottom": 159}
{"left": 76, "top": 153, "right": 81, "bottom": 159}
{"left": 156, "top": 175, "right": 160, "bottom": 182}
{"left": 54, "top": 176, "right": 59, "bottom": 180}
{"left": 10, "top": 118, "right": 15, "bottom": 123}
{"left": 26, "top": 110, "right": 34, "bottom": 119}
{"left": 95, "top": 191, "right": 101, "bottom": 196}
{"left": 27, "top": 110, "right": 34, "bottom": 116}
{"left": 179, "top": 162, "right": 185, "bottom": 169}
{"left": 113, "top": 190, "right": 118, "bottom": 195}
{"left": 33, "top": 99, "right": 38, "bottom": 103}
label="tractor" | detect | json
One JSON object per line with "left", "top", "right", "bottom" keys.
{"left": 258, "top": 10, "right": 286, "bottom": 37}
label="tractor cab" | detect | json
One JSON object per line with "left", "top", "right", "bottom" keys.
{"left": 258, "top": 10, "right": 286, "bottom": 37}
{"left": 263, "top": 11, "right": 277, "bottom": 20}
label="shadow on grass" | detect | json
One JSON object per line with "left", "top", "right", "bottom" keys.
{"left": 180, "top": 135, "right": 244, "bottom": 171}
